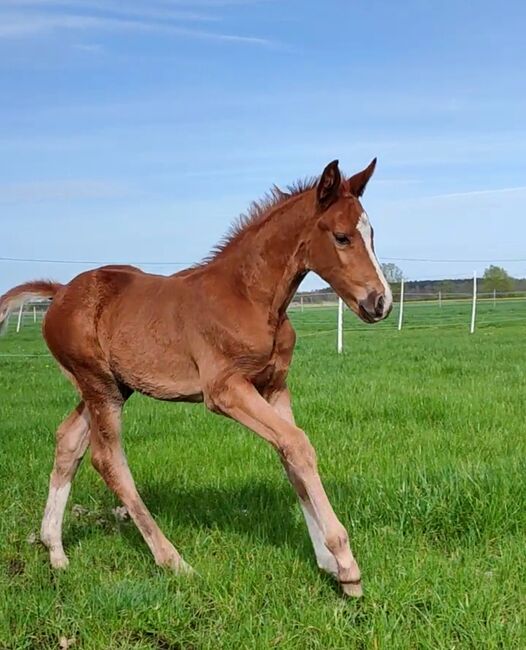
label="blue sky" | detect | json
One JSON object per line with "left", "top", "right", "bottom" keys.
{"left": 1, "top": 0, "right": 525, "bottom": 293}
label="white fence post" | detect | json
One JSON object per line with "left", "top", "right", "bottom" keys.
{"left": 398, "top": 279, "right": 405, "bottom": 331}
{"left": 300, "top": 296, "right": 304, "bottom": 313}
{"left": 493, "top": 288, "right": 496, "bottom": 308}
{"left": 337, "top": 297, "right": 343, "bottom": 353}
{"left": 33, "top": 305, "right": 37, "bottom": 322}
{"left": 470, "top": 271, "right": 477, "bottom": 334}
{"left": 16, "top": 303, "right": 24, "bottom": 333}
{"left": 438, "top": 290, "right": 442, "bottom": 308}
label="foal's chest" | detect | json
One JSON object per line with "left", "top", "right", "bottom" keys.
{"left": 251, "top": 361, "right": 279, "bottom": 391}
{"left": 249, "top": 335, "right": 290, "bottom": 393}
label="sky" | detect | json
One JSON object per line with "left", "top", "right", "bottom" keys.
{"left": 1, "top": 0, "right": 525, "bottom": 293}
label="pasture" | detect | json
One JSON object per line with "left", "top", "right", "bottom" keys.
{"left": 1, "top": 302, "right": 525, "bottom": 649}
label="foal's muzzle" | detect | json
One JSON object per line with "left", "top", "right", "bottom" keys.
{"left": 358, "top": 290, "right": 392, "bottom": 323}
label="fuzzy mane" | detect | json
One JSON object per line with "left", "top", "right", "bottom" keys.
{"left": 200, "top": 175, "right": 320, "bottom": 265}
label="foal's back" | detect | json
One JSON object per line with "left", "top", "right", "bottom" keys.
{"left": 43, "top": 265, "right": 204, "bottom": 401}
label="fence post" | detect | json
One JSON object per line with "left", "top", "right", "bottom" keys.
{"left": 300, "top": 296, "right": 304, "bottom": 313}
{"left": 33, "top": 305, "right": 37, "bottom": 323}
{"left": 493, "top": 288, "right": 496, "bottom": 308}
{"left": 470, "top": 271, "right": 477, "bottom": 334}
{"left": 16, "top": 303, "right": 24, "bottom": 333}
{"left": 438, "top": 290, "right": 442, "bottom": 308}
{"left": 398, "top": 278, "right": 405, "bottom": 331}
{"left": 337, "top": 297, "right": 343, "bottom": 353}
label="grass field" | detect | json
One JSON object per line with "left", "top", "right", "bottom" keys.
{"left": 1, "top": 301, "right": 525, "bottom": 649}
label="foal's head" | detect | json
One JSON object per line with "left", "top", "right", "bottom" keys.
{"left": 306, "top": 159, "right": 392, "bottom": 323}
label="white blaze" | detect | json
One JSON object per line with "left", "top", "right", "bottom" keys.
{"left": 356, "top": 211, "right": 393, "bottom": 311}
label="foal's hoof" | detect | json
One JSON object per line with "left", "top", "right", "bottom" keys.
{"left": 160, "top": 555, "right": 195, "bottom": 576}
{"left": 177, "top": 559, "right": 195, "bottom": 576}
{"left": 50, "top": 552, "right": 69, "bottom": 570}
{"left": 340, "top": 579, "right": 363, "bottom": 598}
{"left": 339, "top": 559, "right": 362, "bottom": 597}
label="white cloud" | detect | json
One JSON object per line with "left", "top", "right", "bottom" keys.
{"left": 0, "top": 2, "right": 275, "bottom": 46}
{"left": 0, "top": 179, "right": 131, "bottom": 203}
{"left": 2, "top": 1, "right": 218, "bottom": 23}
{"left": 74, "top": 41, "right": 103, "bottom": 53}
{"left": 420, "top": 186, "right": 526, "bottom": 201}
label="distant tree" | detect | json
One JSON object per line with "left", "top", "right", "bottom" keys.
{"left": 438, "top": 280, "right": 456, "bottom": 296}
{"left": 482, "top": 265, "right": 513, "bottom": 293}
{"left": 381, "top": 263, "right": 404, "bottom": 283}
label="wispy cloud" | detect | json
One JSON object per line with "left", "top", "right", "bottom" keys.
{"left": 0, "top": 179, "right": 131, "bottom": 203}
{"left": 422, "top": 186, "right": 526, "bottom": 201}
{"left": 0, "top": 1, "right": 276, "bottom": 46}
{"left": 3, "top": 1, "right": 219, "bottom": 23}
{"left": 3, "top": 0, "right": 261, "bottom": 7}
{"left": 74, "top": 41, "right": 104, "bottom": 53}
{"left": 374, "top": 178, "right": 421, "bottom": 187}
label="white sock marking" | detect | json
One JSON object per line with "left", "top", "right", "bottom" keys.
{"left": 41, "top": 483, "right": 71, "bottom": 550}
{"left": 300, "top": 501, "right": 338, "bottom": 576}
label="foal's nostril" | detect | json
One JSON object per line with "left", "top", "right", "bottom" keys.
{"left": 375, "top": 294, "right": 385, "bottom": 317}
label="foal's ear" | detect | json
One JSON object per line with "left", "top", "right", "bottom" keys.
{"left": 346, "top": 158, "right": 377, "bottom": 198}
{"left": 316, "top": 160, "right": 341, "bottom": 209}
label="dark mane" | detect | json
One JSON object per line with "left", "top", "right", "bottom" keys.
{"left": 199, "top": 175, "right": 319, "bottom": 265}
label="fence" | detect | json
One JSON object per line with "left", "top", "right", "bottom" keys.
{"left": 6, "top": 300, "right": 49, "bottom": 333}
{"left": 290, "top": 280, "right": 526, "bottom": 352}
{"left": 4, "top": 285, "right": 525, "bottom": 355}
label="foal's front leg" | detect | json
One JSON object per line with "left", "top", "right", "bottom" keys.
{"left": 212, "top": 376, "right": 362, "bottom": 597}
{"left": 268, "top": 388, "right": 339, "bottom": 580}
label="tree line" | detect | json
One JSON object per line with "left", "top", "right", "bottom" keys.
{"left": 296, "top": 265, "right": 526, "bottom": 303}
{"left": 384, "top": 264, "right": 525, "bottom": 298}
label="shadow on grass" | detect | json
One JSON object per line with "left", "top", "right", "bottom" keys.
{"left": 64, "top": 478, "right": 318, "bottom": 562}
{"left": 144, "top": 479, "right": 301, "bottom": 548}
{"left": 61, "top": 464, "right": 516, "bottom": 567}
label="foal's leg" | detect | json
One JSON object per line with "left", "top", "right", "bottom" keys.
{"left": 87, "top": 396, "right": 192, "bottom": 574}
{"left": 213, "top": 376, "right": 361, "bottom": 596}
{"left": 41, "top": 401, "right": 90, "bottom": 568}
{"left": 268, "top": 388, "right": 339, "bottom": 578}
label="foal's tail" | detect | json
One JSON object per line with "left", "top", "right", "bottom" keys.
{"left": 0, "top": 280, "right": 63, "bottom": 335}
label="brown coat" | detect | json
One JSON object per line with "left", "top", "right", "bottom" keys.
{"left": 0, "top": 159, "right": 392, "bottom": 597}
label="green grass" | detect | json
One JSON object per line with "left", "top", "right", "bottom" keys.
{"left": 1, "top": 302, "right": 525, "bottom": 649}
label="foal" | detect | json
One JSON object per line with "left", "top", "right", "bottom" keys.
{"left": 0, "top": 159, "right": 392, "bottom": 596}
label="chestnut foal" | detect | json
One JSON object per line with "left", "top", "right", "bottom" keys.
{"left": 0, "top": 159, "right": 392, "bottom": 596}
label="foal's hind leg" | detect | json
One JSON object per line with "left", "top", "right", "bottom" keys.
{"left": 41, "top": 401, "right": 90, "bottom": 568}
{"left": 86, "top": 394, "right": 192, "bottom": 574}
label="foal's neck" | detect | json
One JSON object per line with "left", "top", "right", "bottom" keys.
{"left": 220, "top": 192, "right": 312, "bottom": 325}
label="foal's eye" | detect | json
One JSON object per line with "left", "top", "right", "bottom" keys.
{"left": 333, "top": 232, "right": 351, "bottom": 246}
